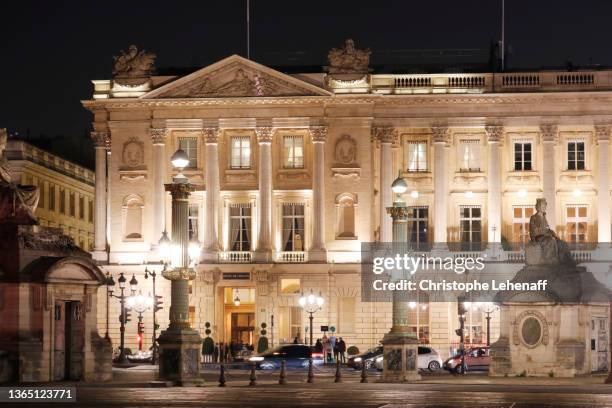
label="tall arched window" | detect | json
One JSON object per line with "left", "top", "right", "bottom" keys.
{"left": 122, "top": 194, "right": 144, "bottom": 241}
{"left": 335, "top": 193, "right": 357, "bottom": 239}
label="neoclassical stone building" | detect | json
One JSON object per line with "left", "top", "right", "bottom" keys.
{"left": 84, "top": 42, "right": 610, "bottom": 371}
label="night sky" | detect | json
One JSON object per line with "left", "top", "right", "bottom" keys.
{"left": 2, "top": 0, "right": 612, "bottom": 168}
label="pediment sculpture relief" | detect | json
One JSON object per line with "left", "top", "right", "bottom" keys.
{"left": 328, "top": 39, "right": 371, "bottom": 74}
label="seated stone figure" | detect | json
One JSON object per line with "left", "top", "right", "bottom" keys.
{"left": 0, "top": 130, "right": 39, "bottom": 223}
{"left": 526, "top": 198, "right": 573, "bottom": 265}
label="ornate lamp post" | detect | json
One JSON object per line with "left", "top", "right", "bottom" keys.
{"left": 381, "top": 172, "right": 421, "bottom": 382}
{"left": 144, "top": 265, "right": 160, "bottom": 364}
{"left": 126, "top": 291, "right": 154, "bottom": 351}
{"left": 157, "top": 149, "right": 203, "bottom": 385}
{"left": 299, "top": 289, "right": 324, "bottom": 346}
{"left": 107, "top": 272, "right": 138, "bottom": 364}
{"left": 105, "top": 272, "right": 115, "bottom": 339}
{"left": 483, "top": 302, "right": 499, "bottom": 347}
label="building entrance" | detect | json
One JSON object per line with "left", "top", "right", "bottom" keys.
{"left": 53, "top": 300, "right": 84, "bottom": 381}
{"left": 223, "top": 288, "right": 256, "bottom": 352}
{"left": 591, "top": 317, "right": 608, "bottom": 372}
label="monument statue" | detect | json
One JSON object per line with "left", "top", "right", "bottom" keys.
{"left": 113, "top": 45, "right": 156, "bottom": 79}
{"left": 527, "top": 198, "right": 573, "bottom": 265}
{"left": 0, "top": 129, "right": 39, "bottom": 223}
{"left": 327, "top": 39, "right": 371, "bottom": 74}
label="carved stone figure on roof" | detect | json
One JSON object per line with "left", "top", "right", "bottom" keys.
{"left": 328, "top": 39, "right": 371, "bottom": 74}
{"left": 113, "top": 45, "right": 156, "bottom": 79}
{"left": 527, "top": 198, "right": 573, "bottom": 265}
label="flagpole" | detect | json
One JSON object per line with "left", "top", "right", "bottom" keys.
{"left": 247, "top": 0, "right": 251, "bottom": 59}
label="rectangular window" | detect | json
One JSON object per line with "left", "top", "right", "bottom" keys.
{"left": 338, "top": 297, "right": 356, "bottom": 334}
{"left": 407, "top": 294, "right": 430, "bottom": 343}
{"left": 38, "top": 181, "right": 45, "bottom": 210}
{"left": 69, "top": 192, "right": 75, "bottom": 217}
{"left": 189, "top": 306, "right": 196, "bottom": 328}
{"left": 514, "top": 142, "right": 532, "bottom": 171}
{"left": 568, "top": 141, "right": 585, "bottom": 170}
{"left": 178, "top": 137, "right": 198, "bottom": 168}
{"left": 188, "top": 203, "right": 199, "bottom": 240}
{"left": 49, "top": 184, "right": 56, "bottom": 212}
{"left": 566, "top": 205, "right": 588, "bottom": 243}
{"left": 283, "top": 135, "right": 304, "bottom": 169}
{"left": 230, "top": 136, "right": 251, "bottom": 169}
{"left": 458, "top": 139, "right": 481, "bottom": 172}
{"left": 282, "top": 203, "right": 305, "bottom": 251}
{"left": 465, "top": 309, "right": 483, "bottom": 344}
{"left": 88, "top": 200, "right": 93, "bottom": 223}
{"left": 229, "top": 203, "right": 251, "bottom": 251}
{"left": 79, "top": 196, "right": 84, "bottom": 220}
{"left": 280, "top": 278, "right": 301, "bottom": 295}
{"left": 59, "top": 189, "right": 66, "bottom": 214}
{"left": 408, "top": 206, "right": 428, "bottom": 250}
{"left": 279, "top": 306, "right": 302, "bottom": 344}
{"left": 512, "top": 206, "right": 535, "bottom": 246}
{"left": 459, "top": 206, "right": 482, "bottom": 249}
{"left": 406, "top": 141, "right": 428, "bottom": 172}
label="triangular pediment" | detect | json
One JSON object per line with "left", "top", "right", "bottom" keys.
{"left": 142, "top": 55, "right": 331, "bottom": 99}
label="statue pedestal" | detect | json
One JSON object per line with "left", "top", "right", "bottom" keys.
{"left": 380, "top": 332, "right": 421, "bottom": 382}
{"left": 157, "top": 327, "right": 203, "bottom": 386}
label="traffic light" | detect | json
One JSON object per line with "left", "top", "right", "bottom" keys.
{"left": 138, "top": 321, "right": 145, "bottom": 333}
{"left": 154, "top": 295, "right": 163, "bottom": 312}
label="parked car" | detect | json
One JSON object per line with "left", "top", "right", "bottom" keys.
{"left": 347, "top": 346, "right": 383, "bottom": 370}
{"left": 443, "top": 346, "right": 490, "bottom": 373}
{"left": 374, "top": 346, "right": 443, "bottom": 372}
{"left": 126, "top": 350, "right": 152, "bottom": 363}
{"left": 248, "top": 344, "right": 324, "bottom": 370}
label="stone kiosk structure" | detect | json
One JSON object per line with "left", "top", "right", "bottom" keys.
{"left": 490, "top": 198, "right": 610, "bottom": 377}
{"left": 0, "top": 130, "right": 111, "bottom": 382}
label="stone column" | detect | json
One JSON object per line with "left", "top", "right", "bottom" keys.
{"left": 432, "top": 125, "right": 449, "bottom": 248}
{"left": 203, "top": 127, "right": 220, "bottom": 261}
{"left": 540, "top": 124, "right": 558, "bottom": 230}
{"left": 91, "top": 131, "right": 109, "bottom": 261}
{"left": 381, "top": 203, "right": 420, "bottom": 382}
{"left": 596, "top": 125, "right": 611, "bottom": 244}
{"left": 486, "top": 125, "right": 503, "bottom": 246}
{"left": 374, "top": 126, "right": 396, "bottom": 242}
{"left": 255, "top": 127, "right": 273, "bottom": 262}
{"left": 150, "top": 128, "right": 168, "bottom": 255}
{"left": 310, "top": 125, "right": 327, "bottom": 261}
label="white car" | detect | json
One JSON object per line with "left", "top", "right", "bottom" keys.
{"left": 374, "top": 346, "right": 443, "bottom": 372}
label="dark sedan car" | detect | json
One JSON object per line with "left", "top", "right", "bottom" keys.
{"left": 347, "top": 346, "right": 383, "bottom": 370}
{"left": 248, "top": 344, "right": 324, "bottom": 370}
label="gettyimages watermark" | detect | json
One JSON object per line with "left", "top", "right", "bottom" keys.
{"left": 360, "top": 242, "right": 612, "bottom": 303}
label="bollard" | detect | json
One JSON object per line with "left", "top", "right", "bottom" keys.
{"left": 307, "top": 358, "right": 314, "bottom": 383}
{"left": 360, "top": 361, "right": 368, "bottom": 383}
{"left": 278, "top": 360, "right": 287, "bottom": 385}
{"left": 334, "top": 360, "right": 342, "bottom": 383}
{"left": 218, "top": 364, "right": 226, "bottom": 387}
{"left": 249, "top": 363, "right": 257, "bottom": 386}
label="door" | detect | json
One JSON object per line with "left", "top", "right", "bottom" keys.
{"left": 53, "top": 302, "right": 65, "bottom": 381}
{"left": 65, "top": 301, "right": 85, "bottom": 380}
{"left": 591, "top": 317, "right": 608, "bottom": 372}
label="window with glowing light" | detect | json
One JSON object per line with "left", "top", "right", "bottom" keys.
{"left": 230, "top": 136, "right": 251, "bottom": 169}
{"left": 178, "top": 137, "right": 198, "bottom": 169}
{"left": 566, "top": 205, "right": 588, "bottom": 243}
{"left": 283, "top": 135, "right": 304, "bottom": 169}
{"left": 458, "top": 139, "right": 481, "bottom": 172}
{"left": 405, "top": 141, "right": 428, "bottom": 172}
{"left": 567, "top": 141, "right": 585, "bottom": 170}
{"left": 459, "top": 206, "right": 481, "bottom": 250}
{"left": 512, "top": 206, "right": 535, "bottom": 247}
{"left": 188, "top": 203, "right": 199, "bottom": 241}
{"left": 463, "top": 305, "right": 483, "bottom": 345}
{"left": 229, "top": 203, "right": 251, "bottom": 251}
{"left": 282, "top": 203, "right": 305, "bottom": 251}
{"left": 407, "top": 292, "right": 430, "bottom": 343}
{"left": 513, "top": 142, "right": 532, "bottom": 171}
{"left": 280, "top": 278, "right": 301, "bottom": 294}
{"left": 279, "top": 306, "right": 302, "bottom": 344}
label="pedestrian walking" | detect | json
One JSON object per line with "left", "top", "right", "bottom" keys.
{"left": 337, "top": 337, "right": 347, "bottom": 363}
{"left": 321, "top": 335, "right": 330, "bottom": 363}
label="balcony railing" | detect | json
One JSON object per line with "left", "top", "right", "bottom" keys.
{"left": 275, "top": 251, "right": 307, "bottom": 263}
{"left": 218, "top": 251, "right": 252, "bottom": 263}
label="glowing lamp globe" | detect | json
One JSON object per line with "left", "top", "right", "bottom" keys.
{"left": 171, "top": 149, "right": 189, "bottom": 170}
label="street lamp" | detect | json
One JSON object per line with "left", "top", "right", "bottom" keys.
{"left": 483, "top": 302, "right": 499, "bottom": 346}
{"left": 126, "top": 291, "right": 154, "bottom": 351}
{"left": 157, "top": 148, "right": 202, "bottom": 384}
{"left": 107, "top": 272, "right": 138, "bottom": 364}
{"left": 299, "top": 289, "right": 324, "bottom": 346}
{"left": 144, "top": 266, "right": 160, "bottom": 364}
{"left": 105, "top": 272, "right": 115, "bottom": 339}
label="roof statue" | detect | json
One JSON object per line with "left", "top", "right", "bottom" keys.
{"left": 327, "top": 39, "right": 371, "bottom": 74}
{"left": 0, "top": 129, "right": 39, "bottom": 223}
{"left": 113, "top": 44, "right": 156, "bottom": 83}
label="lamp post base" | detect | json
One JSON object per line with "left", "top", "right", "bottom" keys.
{"left": 158, "top": 327, "right": 203, "bottom": 386}
{"left": 380, "top": 331, "right": 421, "bottom": 383}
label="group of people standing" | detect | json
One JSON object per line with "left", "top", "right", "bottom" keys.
{"left": 204, "top": 341, "right": 254, "bottom": 363}
{"left": 314, "top": 335, "right": 347, "bottom": 363}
